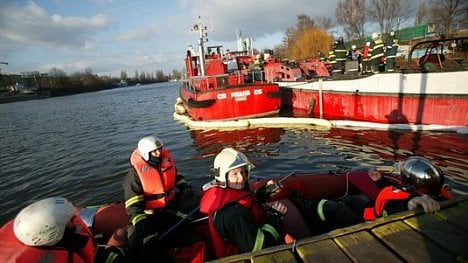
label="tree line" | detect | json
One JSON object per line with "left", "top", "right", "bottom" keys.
{"left": 1, "top": 66, "right": 183, "bottom": 97}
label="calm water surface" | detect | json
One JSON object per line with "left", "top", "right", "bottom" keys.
{"left": 1, "top": 82, "right": 467, "bottom": 225}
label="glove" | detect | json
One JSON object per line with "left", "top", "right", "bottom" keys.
{"left": 407, "top": 195, "right": 440, "bottom": 213}
{"left": 256, "top": 181, "right": 281, "bottom": 202}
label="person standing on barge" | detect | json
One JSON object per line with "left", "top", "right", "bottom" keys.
{"left": 385, "top": 31, "right": 399, "bottom": 72}
{"left": 370, "top": 33, "right": 385, "bottom": 73}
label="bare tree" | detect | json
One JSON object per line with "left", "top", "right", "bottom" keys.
{"left": 84, "top": 67, "right": 94, "bottom": 76}
{"left": 172, "top": 69, "right": 182, "bottom": 80}
{"left": 139, "top": 71, "right": 146, "bottom": 81}
{"left": 415, "top": 1, "right": 428, "bottom": 25}
{"left": 428, "top": 0, "right": 468, "bottom": 35}
{"left": 120, "top": 70, "right": 127, "bottom": 80}
{"left": 155, "top": 70, "right": 165, "bottom": 82}
{"left": 296, "top": 14, "right": 316, "bottom": 30}
{"left": 315, "top": 16, "right": 334, "bottom": 30}
{"left": 367, "top": 0, "right": 415, "bottom": 34}
{"left": 336, "top": 0, "right": 366, "bottom": 39}
{"left": 48, "top": 68, "right": 66, "bottom": 78}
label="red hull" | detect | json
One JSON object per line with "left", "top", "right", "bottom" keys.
{"left": 280, "top": 72, "right": 468, "bottom": 126}
{"left": 180, "top": 83, "right": 281, "bottom": 121}
{"left": 282, "top": 88, "right": 467, "bottom": 125}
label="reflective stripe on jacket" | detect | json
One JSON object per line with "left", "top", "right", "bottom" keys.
{"left": 386, "top": 39, "right": 399, "bottom": 58}
{"left": 371, "top": 39, "right": 384, "bottom": 60}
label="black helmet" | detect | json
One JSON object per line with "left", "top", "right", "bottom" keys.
{"left": 396, "top": 156, "right": 444, "bottom": 195}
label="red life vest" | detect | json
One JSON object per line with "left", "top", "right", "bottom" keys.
{"left": 363, "top": 186, "right": 411, "bottom": 220}
{"left": 0, "top": 216, "right": 95, "bottom": 263}
{"left": 130, "top": 148, "right": 176, "bottom": 209}
{"left": 343, "top": 171, "right": 412, "bottom": 220}
{"left": 200, "top": 187, "right": 265, "bottom": 258}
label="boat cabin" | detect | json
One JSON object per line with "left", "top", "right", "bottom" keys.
{"left": 184, "top": 47, "right": 258, "bottom": 92}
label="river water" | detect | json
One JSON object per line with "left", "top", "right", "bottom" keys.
{"left": 1, "top": 82, "right": 467, "bottom": 225}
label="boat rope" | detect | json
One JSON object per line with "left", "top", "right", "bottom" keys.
{"left": 335, "top": 171, "right": 351, "bottom": 201}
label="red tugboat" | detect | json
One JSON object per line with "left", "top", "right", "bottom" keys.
{"left": 179, "top": 18, "right": 282, "bottom": 121}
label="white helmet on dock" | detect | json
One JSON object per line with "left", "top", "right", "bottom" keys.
{"left": 138, "top": 136, "right": 164, "bottom": 161}
{"left": 13, "top": 197, "right": 76, "bottom": 246}
{"left": 395, "top": 156, "right": 444, "bottom": 195}
{"left": 213, "top": 147, "right": 254, "bottom": 187}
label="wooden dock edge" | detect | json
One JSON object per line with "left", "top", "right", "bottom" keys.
{"left": 209, "top": 195, "right": 468, "bottom": 262}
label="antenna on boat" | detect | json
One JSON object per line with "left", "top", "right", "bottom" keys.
{"left": 190, "top": 16, "right": 212, "bottom": 76}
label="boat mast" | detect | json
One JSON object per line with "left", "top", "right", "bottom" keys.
{"left": 191, "top": 16, "right": 208, "bottom": 76}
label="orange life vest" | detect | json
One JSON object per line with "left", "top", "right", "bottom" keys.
{"left": 0, "top": 216, "right": 95, "bottom": 263}
{"left": 130, "top": 148, "right": 176, "bottom": 209}
{"left": 200, "top": 187, "right": 265, "bottom": 258}
{"left": 362, "top": 46, "right": 370, "bottom": 59}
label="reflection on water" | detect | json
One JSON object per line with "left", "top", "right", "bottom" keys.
{"left": 321, "top": 129, "right": 468, "bottom": 193}
{"left": 188, "top": 127, "right": 283, "bottom": 158}
{"left": 0, "top": 82, "right": 466, "bottom": 225}
{"left": 189, "top": 127, "right": 468, "bottom": 194}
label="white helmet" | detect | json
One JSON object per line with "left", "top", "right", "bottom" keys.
{"left": 213, "top": 147, "right": 254, "bottom": 187}
{"left": 351, "top": 45, "right": 356, "bottom": 50}
{"left": 372, "top": 33, "right": 378, "bottom": 40}
{"left": 366, "top": 42, "right": 370, "bottom": 46}
{"left": 138, "top": 136, "right": 163, "bottom": 161}
{"left": 14, "top": 197, "right": 76, "bottom": 246}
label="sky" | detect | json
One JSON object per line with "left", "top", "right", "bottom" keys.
{"left": 0, "top": 0, "right": 341, "bottom": 77}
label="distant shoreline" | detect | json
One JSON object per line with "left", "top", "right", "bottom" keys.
{"left": 0, "top": 92, "right": 52, "bottom": 104}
